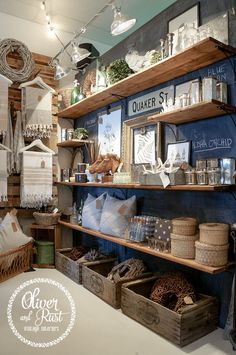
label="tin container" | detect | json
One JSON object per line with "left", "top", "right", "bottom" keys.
{"left": 208, "top": 168, "right": 221, "bottom": 185}
{"left": 75, "top": 173, "right": 87, "bottom": 183}
{"left": 66, "top": 128, "right": 74, "bottom": 140}
{"left": 196, "top": 159, "right": 207, "bottom": 170}
{"left": 77, "top": 163, "right": 87, "bottom": 173}
{"left": 185, "top": 169, "right": 197, "bottom": 184}
{"left": 61, "top": 168, "right": 71, "bottom": 182}
{"left": 220, "top": 158, "right": 235, "bottom": 184}
{"left": 202, "top": 77, "right": 217, "bottom": 101}
{"left": 216, "top": 81, "right": 228, "bottom": 104}
{"left": 197, "top": 169, "right": 208, "bottom": 185}
{"left": 61, "top": 128, "right": 67, "bottom": 142}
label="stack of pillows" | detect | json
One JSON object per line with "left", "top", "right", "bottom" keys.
{"left": 82, "top": 193, "right": 136, "bottom": 238}
{"left": 0, "top": 212, "right": 33, "bottom": 253}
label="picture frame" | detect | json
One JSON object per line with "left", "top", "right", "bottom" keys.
{"left": 167, "top": 141, "right": 191, "bottom": 164}
{"left": 98, "top": 106, "right": 122, "bottom": 156}
{"left": 168, "top": 3, "right": 200, "bottom": 33}
{"left": 122, "top": 116, "right": 162, "bottom": 172}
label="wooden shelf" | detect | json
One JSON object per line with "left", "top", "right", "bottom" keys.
{"left": 58, "top": 38, "right": 236, "bottom": 119}
{"left": 29, "top": 223, "right": 57, "bottom": 230}
{"left": 148, "top": 100, "right": 236, "bottom": 125}
{"left": 57, "top": 139, "right": 94, "bottom": 147}
{"left": 56, "top": 181, "right": 235, "bottom": 191}
{"left": 59, "top": 220, "right": 230, "bottom": 274}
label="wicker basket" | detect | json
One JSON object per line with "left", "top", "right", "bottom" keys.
{"left": 33, "top": 212, "right": 61, "bottom": 226}
{"left": 171, "top": 233, "right": 199, "bottom": 259}
{"left": 172, "top": 217, "right": 197, "bottom": 236}
{"left": 0, "top": 241, "right": 33, "bottom": 283}
{"left": 195, "top": 241, "right": 229, "bottom": 266}
{"left": 199, "top": 223, "right": 229, "bottom": 246}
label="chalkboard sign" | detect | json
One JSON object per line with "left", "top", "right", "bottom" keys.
{"left": 178, "top": 115, "right": 236, "bottom": 164}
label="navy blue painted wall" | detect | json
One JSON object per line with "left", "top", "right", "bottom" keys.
{"left": 71, "top": 1, "right": 236, "bottom": 328}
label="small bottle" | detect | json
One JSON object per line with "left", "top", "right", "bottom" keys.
{"left": 70, "top": 202, "right": 78, "bottom": 224}
{"left": 77, "top": 199, "right": 84, "bottom": 225}
{"left": 71, "top": 80, "right": 80, "bottom": 105}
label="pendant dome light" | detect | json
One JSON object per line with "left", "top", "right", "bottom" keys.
{"left": 54, "top": 59, "right": 71, "bottom": 80}
{"left": 71, "top": 42, "right": 91, "bottom": 64}
{"left": 111, "top": 5, "right": 136, "bottom": 36}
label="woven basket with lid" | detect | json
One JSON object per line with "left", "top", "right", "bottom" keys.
{"left": 171, "top": 233, "right": 199, "bottom": 259}
{"left": 172, "top": 217, "right": 197, "bottom": 236}
{"left": 33, "top": 212, "right": 61, "bottom": 226}
{"left": 199, "top": 223, "right": 229, "bottom": 246}
{"left": 195, "top": 241, "right": 228, "bottom": 266}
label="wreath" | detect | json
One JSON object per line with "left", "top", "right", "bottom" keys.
{"left": 0, "top": 38, "right": 35, "bottom": 82}
{"left": 150, "top": 272, "right": 197, "bottom": 313}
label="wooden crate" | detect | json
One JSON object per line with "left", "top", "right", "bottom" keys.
{"left": 121, "top": 276, "right": 218, "bottom": 347}
{"left": 56, "top": 248, "right": 89, "bottom": 284}
{"left": 82, "top": 259, "right": 151, "bottom": 309}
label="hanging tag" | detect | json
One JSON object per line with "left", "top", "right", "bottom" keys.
{"left": 159, "top": 171, "right": 170, "bottom": 188}
{"left": 41, "top": 160, "right": 45, "bottom": 168}
{"left": 96, "top": 199, "right": 102, "bottom": 209}
{"left": 184, "top": 296, "right": 194, "bottom": 305}
{"left": 11, "top": 222, "right": 18, "bottom": 233}
{"left": 118, "top": 204, "right": 128, "bottom": 215}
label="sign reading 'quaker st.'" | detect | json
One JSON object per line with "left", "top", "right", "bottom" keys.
{"left": 128, "top": 85, "right": 174, "bottom": 117}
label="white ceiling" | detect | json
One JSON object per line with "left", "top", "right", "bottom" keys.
{"left": 0, "top": 0, "right": 176, "bottom": 50}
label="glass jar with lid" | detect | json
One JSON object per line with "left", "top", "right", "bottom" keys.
{"left": 208, "top": 168, "right": 221, "bottom": 185}
{"left": 196, "top": 169, "right": 208, "bottom": 185}
{"left": 185, "top": 169, "right": 197, "bottom": 185}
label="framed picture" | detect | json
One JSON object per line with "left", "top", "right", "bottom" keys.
{"left": 168, "top": 3, "right": 200, "bottom": 33}
{"left": 133, "top": 125, "right": 156, "bottom": 164}
{"left": 98, "top": 106, "right": 121, "bottom": 156}
{"left": 167, "top": 141, "right": 191, "bottom": 164}
{"left": 122, "top": 116, "right": 162, "bottom": 172}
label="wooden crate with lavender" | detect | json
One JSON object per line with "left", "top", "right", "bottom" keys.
{"left": 56, "top": 247, "right": 111, "bottom": 284}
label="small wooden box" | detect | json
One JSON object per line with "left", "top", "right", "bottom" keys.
{"left": 121, "top": 276, "right": 218, "bottom": 347}
{"left": 56, "top": 248, "right": 90, "bottom": 284}
{"left": 82, "top": 259, "right": 151, "bottom": 309}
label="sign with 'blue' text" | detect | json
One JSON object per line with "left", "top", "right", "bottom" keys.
{"left": 128, "top": 85, "right": 174, "bottom": 117}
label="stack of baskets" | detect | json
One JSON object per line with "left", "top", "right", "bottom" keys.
{"left": 171, "top": 217, "right": 198, "bottom": 259}
{"left": 195, "top": 223, "right": 229, "bottom": 266}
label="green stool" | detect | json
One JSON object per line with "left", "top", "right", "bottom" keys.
{"left": 35, "top": 240, "right": 55, "bottom": 265}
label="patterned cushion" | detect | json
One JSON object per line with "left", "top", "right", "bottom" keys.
{"left": 82, "top": 193, "right": 106, "bottom": 231}
{"left": 0, "top": 213, "right": 32, "bottom": 252}
{"left": 100, "top": 195, "right": 136, "bottom": 238}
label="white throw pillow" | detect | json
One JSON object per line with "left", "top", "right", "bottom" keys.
{"left": 82, "top": 193, "right": 106, "bottom": 231}
{"left": 100, "top": 195, "right": 136, "bottom": 238}
{"left": 0, "top": 213, "right": 32, "bottom": 253}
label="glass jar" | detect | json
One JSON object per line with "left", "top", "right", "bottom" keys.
{"left": 208, "top": 168, "right": 221, "bottom": 185}
{"left": 66, "top": 128, "right": 74, "bottom": 140}
{"left": 185, "top": 169, "right": 197, "bottom": 184}
{"left": 197, "top": 169, "right": 208, "bottom": 185}
{"left": 196, "top": 159, "right": 207, "bottom": 170}
{"left": 180, "top": 93, "right": 191, "bottom": 107}
{"left": 207, "top": 158, "right": 220, "bottom": 170}
{"left": 191, "top": 80, "right": 201, "bottom": 104}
